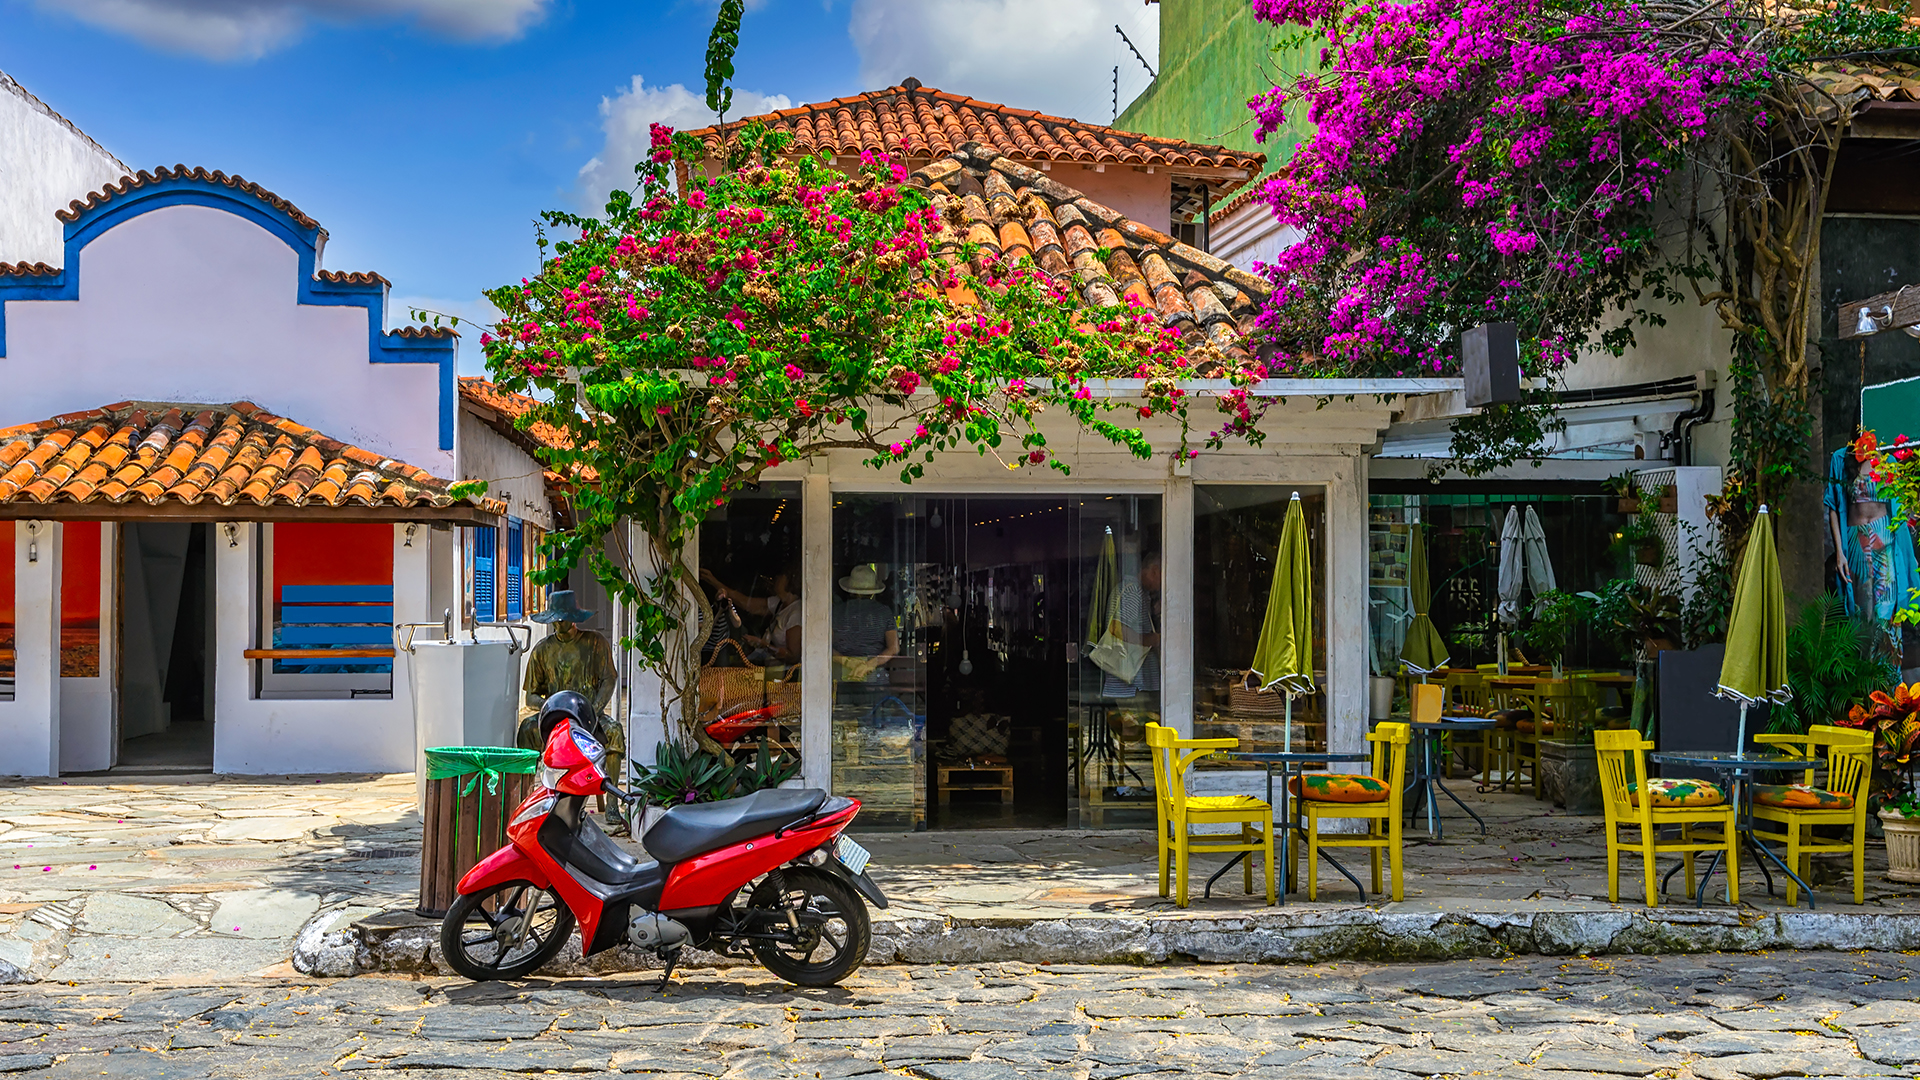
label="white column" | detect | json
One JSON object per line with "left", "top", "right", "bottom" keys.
{"left": 1327, "top": 455, "right": 1370, "bottom": 759}
{"left": 624, "top": 519, "right": 667, "bottom": 776}
{"left": 1162, "top": 474, "right": 1195, "bottom": 737}
{"left": 210, "top": 521, "right": 255, "bottom": 773}
{"left": 800, "top": 472, "right": 833, "bottom": 791}
{"left": 0, "top": 521, "right": 61, "bottom": 776}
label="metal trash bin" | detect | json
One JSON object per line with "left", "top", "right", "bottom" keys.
{"left": 417, "top": 746, "right": 539, "bottom": 917}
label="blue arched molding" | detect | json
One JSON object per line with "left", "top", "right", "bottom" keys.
{"left": 0, "top": 173, "right": 456, "bottom": 451}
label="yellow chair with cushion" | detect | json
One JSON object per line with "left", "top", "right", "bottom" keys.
{"left": 1595, "top": 729, "right": 1738, "bottom": 906}
{"left": 1752, "top": 725, "right": 1872, "bottom": 906}
{"left": 1439, "top": 674, "right": 1487, "bottom": 779}
{"left": 1145, "top": 722, "right": 1275, "bottom": 907}
{"left": 1292, "top": 721, "right": 1410, "bottom": 901}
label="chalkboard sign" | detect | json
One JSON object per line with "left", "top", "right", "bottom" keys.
{"left": 1864, "top": 376, "right": 1920, "bottom": 445}
{"left": 1657, "top": 644, "right": 1769, "bottom": 783}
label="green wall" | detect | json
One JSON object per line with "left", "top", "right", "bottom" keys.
{"left": 1116, "top": 0, "right": 1319, "bottom": 171}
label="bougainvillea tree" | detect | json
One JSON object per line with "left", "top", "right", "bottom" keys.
{"left": 466, "top": 16, "right": 1263, "bottom": 745}
{"left": 1243, "top": 0, "right": 1918, "bottom": 492}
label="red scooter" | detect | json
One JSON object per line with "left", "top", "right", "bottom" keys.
{"left": 440, "top": 692, "right": 885, "bottom": 987}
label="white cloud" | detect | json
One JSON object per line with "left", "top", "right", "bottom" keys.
{"left": 577, "top": 76, "right": 791, "bottom": 212}
{"left": 38, "top": 0, "right": 553, "bottom": 61}
{"left": 848, "top": 0, "right": 1159, "bottom": 125}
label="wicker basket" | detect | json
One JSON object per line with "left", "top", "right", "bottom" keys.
{"left": 1227, "top": 685, "right": 1293, "bottom": 718}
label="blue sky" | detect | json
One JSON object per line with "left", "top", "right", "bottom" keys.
{"left": 2, "top": 0, "right": 1159, "bottom": 371}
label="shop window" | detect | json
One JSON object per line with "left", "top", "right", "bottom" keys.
{"left": 1194, "top": 486, "right": 1328, "bottom": 753}
{"left": 259, "top": 522, "right": 394, "bottom": 700}
{"left": 505, "top": 518, "right": 524, "bottom": 621}
{"left": 61, "top": 522, "right": 101, "bottom": 678}
{"left": 823, "top": 493, "right": 1159, "bottom": 830}
{"left": 0, "top": 527, "right": 13, "bottom": 700}
{"left": 695, "top": 484, "right": 803, "bottom": 762}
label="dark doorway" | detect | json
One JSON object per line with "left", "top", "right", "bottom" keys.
{"left": 117, "top": 522, "right": 214, "bottom": 771}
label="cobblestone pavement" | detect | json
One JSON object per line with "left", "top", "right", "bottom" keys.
{"left": 7, "top": 775, "right": 1920, "bottom": 983}
{"left": 3, "top": 952, "right": 1920, "bottom": 1078}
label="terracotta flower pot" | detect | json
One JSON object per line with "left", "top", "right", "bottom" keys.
{"left": 1880, "top": 808, "right": 1920, "bottom": 884}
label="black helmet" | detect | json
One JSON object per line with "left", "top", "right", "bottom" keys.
{"left": 538, "top": 690, "right": 600, "bottom": 745}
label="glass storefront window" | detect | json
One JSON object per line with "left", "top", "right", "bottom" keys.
{"left": 1193, "top": 486, "right": 1328, "bottom": 753}
{"left": 695, "top": 484, "right": 803, "bottom": 763}
{"left": 826, "top": 493, "right": 1162, "bottom": 830}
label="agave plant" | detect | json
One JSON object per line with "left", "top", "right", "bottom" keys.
{"left": 1841, "top": 682, "right": 1920, "bottom": 809}
{"left": 629, "top": 738, "right": 802, "bottom": 808}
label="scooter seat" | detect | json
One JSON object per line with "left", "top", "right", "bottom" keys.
{"left": 644, "top": 788, "right": 828, "bottom": 864}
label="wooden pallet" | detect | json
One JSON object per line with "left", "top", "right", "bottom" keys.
{"left": 935, "top": 762, "right": 1014, "bottom": 804}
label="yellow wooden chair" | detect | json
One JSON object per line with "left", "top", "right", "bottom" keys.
{"left": 1595, "top": 729, "right": 1739, "bottom": 907}
{"left": 1292, "top": 721, "right": 1410, "bottom": 901}
{"left": 1145, "top": 723, "right": 1276, "bottom": 907}
{"left": 1752, "top": 725, "right": 1872, "bottom": 906}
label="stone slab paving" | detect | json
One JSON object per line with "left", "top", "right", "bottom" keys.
{"left": 3, "top": 952, "right": 1920, "bottom": 1077}
{"left": 7, "top": 774, "right": 1920, "bottom": 984}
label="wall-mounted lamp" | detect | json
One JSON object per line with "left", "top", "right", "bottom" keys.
{"left": 25, "top": 521, "right": 39, "bottom": 564}
{"left": 404, "top": 522, "right": 418, "bottom": 548}
{"left": 222, "top": 522, "right": 239, "bottom": 549}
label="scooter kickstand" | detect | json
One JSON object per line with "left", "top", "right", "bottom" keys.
{"left": 655, "top": 947, "right": 682, "bottom": 993}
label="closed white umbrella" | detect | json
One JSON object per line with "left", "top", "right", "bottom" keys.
{"left": 1496, "top": 506, "right": 1525, "bottom": 627}
{"left": 1521, "top": 506, "right": 1557, "bottom": 609}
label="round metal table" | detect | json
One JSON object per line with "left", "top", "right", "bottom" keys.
{"left": 1204, "top": 750, "right": 1372, "bottom": 903}
{"left": 1408, "top": 717, "right": 1497, "bottom": 840}
{"left": 1647, "top": 750, "right": 1821, "bottom": 909}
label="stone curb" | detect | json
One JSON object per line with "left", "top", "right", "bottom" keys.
{"left": 291, "top": 904, "right": 1920, "bottom": 978}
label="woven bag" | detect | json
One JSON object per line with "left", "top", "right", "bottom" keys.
{"left": 1227, "top": 684, "right": 1292, "bottom": 718}
{"left": 698, "top": 640, "right": 767, "bottom": 723}
{"left": 948, "top": 713, "right": 1010, "bottom": 757}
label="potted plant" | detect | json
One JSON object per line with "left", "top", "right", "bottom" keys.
{"left": 1656, "top": 483, "right": 1678, "bottom": 514}
{"left": 1841, "top": 682, "right": 1920, "bottom": 882}
{"left": 1620, "top": 511, "right": 1663, "bottom": 567}
{"left": 630, "top": 739, "right": 800, "bottom": 836}
{"left": 1524, "top": 590, "right": 1600, "bottom": 812}
{"left": 1521, "top": 589, "right": 1588, "bottom": 680}
{"left": 1603, "top": 471, "right": 1640, "bottom": 513}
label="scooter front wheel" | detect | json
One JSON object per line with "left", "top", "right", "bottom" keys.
{"left": 441, "top": 880, "right": 575, "bottom": 981}
{"left": 747, "top": 867, "right": 870, "bottom": 987}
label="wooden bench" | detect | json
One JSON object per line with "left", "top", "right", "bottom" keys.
{"left": 936, "top": 762, "right": 1014, "bottom": 804}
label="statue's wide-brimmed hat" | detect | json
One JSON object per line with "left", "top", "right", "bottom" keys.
{"left": 533, "top": 590, "right": 596, "bottom": 624}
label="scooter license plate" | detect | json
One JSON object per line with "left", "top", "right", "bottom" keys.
{"left": 833, "top": 836, "right": 871, "bottom": 876}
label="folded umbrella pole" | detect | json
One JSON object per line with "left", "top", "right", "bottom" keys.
{"left": 1400, "top": 521, "right": 1450, "bottom": 682}
{"left": 1250, "top": 493, "right": 1316, "bottom": 752}
{"left": 1718, "top": 504, "right": 1791, "bottom": 748}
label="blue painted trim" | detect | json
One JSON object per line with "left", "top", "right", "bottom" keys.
{"left": 0, "top": 176, "right": 455, "bottom": 451}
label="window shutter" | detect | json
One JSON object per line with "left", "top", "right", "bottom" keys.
{"left": 472, "top": 525, "right": 496, "bottom": 622}
{"left": 505, "top": 518, "right": 524, "bottom": 620}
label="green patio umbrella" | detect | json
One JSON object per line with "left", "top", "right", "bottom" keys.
{"left": 1400, "top": 523, "right": 1451, "bottom": 677}
{"left": 1718, "top": 504, "right": 1791, "bottom": 749}
{"left": 1249, "top": 492, "right": 1316, "bottom": 751}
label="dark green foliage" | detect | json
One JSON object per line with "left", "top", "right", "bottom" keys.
{"left": 630, "top": 738, "right": 799, "bottom": 807}
{"left": 1772, "top": 593, "right": 1900, "bottom": 735}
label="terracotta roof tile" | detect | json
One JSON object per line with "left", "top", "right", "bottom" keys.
{"left": 684, "top": 80, "right": 1264, "bottom": 197}
{"left": 0, "top": 261, "right": 60, "bottom": 277}
{"left": 59, "top": 165, "right": 320, "bottom": 231}
{"left": 316, "top": 269, "right": 391, "bottom": 286}
{"left": 391, "top": 325, "right": 460, "bottom": 339}
{"left": 914, "top": 146, "right": 1273, "bottom": 363}
{"left": 0, "top": 402, "right": 501, "bottom": 518}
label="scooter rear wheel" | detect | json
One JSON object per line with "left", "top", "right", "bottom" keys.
{"left": 441, "top": 880, "right": 575, "bottom": 981}
{"left": 747, "top": 867, "right": 870, "bottom": 987}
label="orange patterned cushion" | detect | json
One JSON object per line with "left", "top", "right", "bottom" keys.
{"left": 1753, "top": 784, "right": 1853, "bottom": 810}
{"left": 1290, "top": 774, "right": 1391, "bottom": 803}
{"left": 1627, "top": 778, "right": 1726, "bottom": 808}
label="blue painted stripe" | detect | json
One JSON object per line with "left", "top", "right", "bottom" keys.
{"left": 281, "top": 585, "right": 393, "bottom": 603}
{"left": 279, "top": 605, "right": 395, "bottom": 624}
{"left": 272, "top": 662, "right": 394, "bottom": 673}
{"left": 0, "top": 177, "right": 457, "bottom": 450}
{"left": 277, "top": 626, "right": 395, "bottom": 646}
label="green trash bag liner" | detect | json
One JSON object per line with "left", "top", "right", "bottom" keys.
{"left": 424, "top": 746, "right": 538, "bottom": 797}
